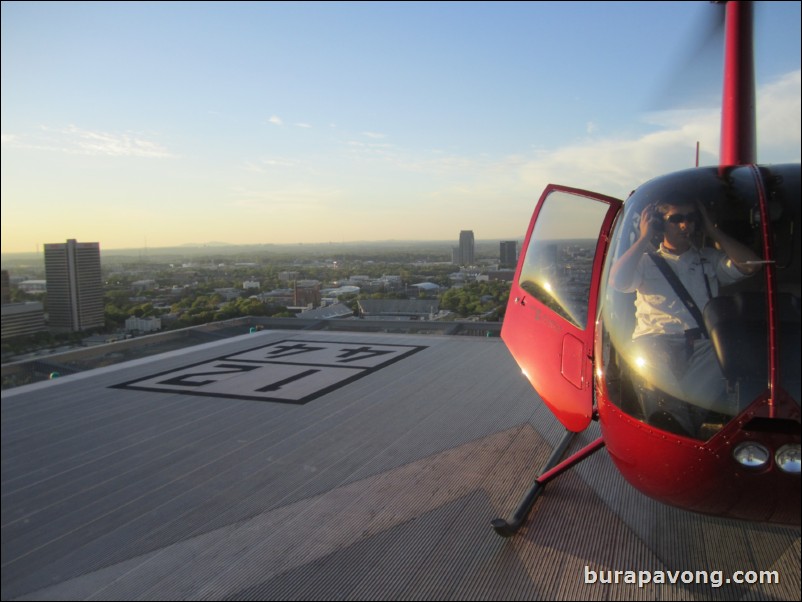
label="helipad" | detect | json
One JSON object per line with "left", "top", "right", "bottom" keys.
{"left": 2, "top": 329, "right": 799, "bottom": 600}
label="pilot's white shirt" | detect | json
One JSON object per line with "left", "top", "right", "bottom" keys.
{"left": 621, "top": 244, "right": 745, "bottom": 339}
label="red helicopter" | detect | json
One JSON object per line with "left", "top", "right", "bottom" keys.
{"left": 493, "top": 0, "right": 800, "bottom": 537}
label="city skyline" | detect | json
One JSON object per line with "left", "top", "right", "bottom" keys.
{"left": 2, "top": 1, "right": 800, "bottom": 254}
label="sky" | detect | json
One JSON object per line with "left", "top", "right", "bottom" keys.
{"left": 2, "top": 1, "right": 800, "bottom": 254}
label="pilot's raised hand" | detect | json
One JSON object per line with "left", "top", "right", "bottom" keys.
{"left": 639, "top": 204, "right": 661, "bottom": 241}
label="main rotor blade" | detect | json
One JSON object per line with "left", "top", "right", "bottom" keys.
{"left": 644, "top": 2, "right": 726, "bottom": 111}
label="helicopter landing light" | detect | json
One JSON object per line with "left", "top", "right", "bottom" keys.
{"left": 733, "top": 442, "right": 770, "bottom": 469}
{"left": 775, "top": 444, "right": 801, "bottom": 475}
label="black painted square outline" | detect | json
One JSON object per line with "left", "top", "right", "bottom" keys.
{"left": 111, "top": 339, "right": 427, "bottom": 404}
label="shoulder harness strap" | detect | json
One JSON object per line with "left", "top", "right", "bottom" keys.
{"left": 648, "top": 251, "right": 709, "bottom": 338}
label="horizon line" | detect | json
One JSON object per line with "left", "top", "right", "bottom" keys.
{"left": 1, "top": 237, "right": 527, "bottom": 258}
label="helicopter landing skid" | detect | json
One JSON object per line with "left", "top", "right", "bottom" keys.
{"left": 491, "top": 432, "right": 606, "bottom": 537}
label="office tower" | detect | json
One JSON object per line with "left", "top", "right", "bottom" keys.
{"left": 500, "top": 241, "right": 518, "bottom": 268}
{"left": 44, "top": 239, "right": 104, "bottom": 332}
{"left": 457, "top": 230, "right": 475, "bottom": 266}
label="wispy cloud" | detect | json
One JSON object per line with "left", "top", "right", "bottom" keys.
{"left": 265, "top": 116, "right": 312, "bottom": 129}
{"left": 345, "top": 138, "right": 398, "bottom": 163}
{"left": 375, "top": 69, "right": 802, "bottom": 222}
{"left": 460, "top": 69, "right": 800, "bottom": 204}
{"left": 1, "top": 125, "right": 175, "bottom": 158}
{"left": 242, "top": 157, "right": 298, "bottom": 173}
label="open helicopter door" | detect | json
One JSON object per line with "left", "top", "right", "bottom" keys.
{"left": 502, "top": 184, "right": 621, "bottom": 432}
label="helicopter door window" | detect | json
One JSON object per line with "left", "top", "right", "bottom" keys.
{"left": 518, "top": 192, "right": 610, "bottom": 330}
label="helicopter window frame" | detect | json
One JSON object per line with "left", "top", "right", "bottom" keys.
{"left": 517, "top": 190, "right": 613, "bottom": 330}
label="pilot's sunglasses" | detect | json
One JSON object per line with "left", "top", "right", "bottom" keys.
{"left": 664, "top": 212, "right": 698, "bottom": 224}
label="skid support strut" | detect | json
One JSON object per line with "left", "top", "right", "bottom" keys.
{"left": 491, "top": 432, "right": 606, "bottom": 537}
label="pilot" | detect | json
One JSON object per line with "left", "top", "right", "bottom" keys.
{"left": 609, "top": 195, "right": 761, "bottom": 424}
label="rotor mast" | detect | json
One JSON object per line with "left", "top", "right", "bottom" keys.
{"left": 719, "top": 0, "right": 756, "bottom": 166}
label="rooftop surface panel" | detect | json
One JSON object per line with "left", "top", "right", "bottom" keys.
{"left": 2, "top": 330, "right": 800, "bottom": 600}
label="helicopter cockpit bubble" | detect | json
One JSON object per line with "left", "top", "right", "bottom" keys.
{"left": 599, "top": 164, "right": 800, "bottom": 441}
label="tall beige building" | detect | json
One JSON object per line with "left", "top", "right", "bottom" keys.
{"left": 453, "top": 230, "right": 475, "bottom": 266}
{"left": 44, "top": 239, "right": 104, "bottom": 332}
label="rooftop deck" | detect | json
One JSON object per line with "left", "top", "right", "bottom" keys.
{"left": 2, "top": 329, "right": 799, "bottom": 600}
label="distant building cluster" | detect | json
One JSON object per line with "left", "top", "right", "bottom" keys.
{"left": 1, "top": 297, "right": 46, "bottom": 341}
{"left": 2, "top": 229, "right": 522, "bottom": 344}
{"left": 1, "top": 269, "right": 47, "bottom": 341}
{"left": 450, "top": 232, "right": 517, "bottom": 270}
{"left": 3, "top": 238, "right": 173, "bottom": 342}
{"left": 1, "top": 239, "right": 105, "bottom": 341}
